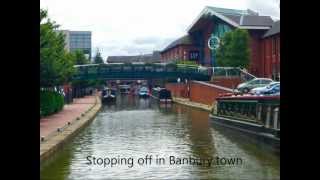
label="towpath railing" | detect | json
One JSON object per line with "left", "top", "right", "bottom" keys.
{"left": 213, "top": 67, "right": 256, "bottom": 82}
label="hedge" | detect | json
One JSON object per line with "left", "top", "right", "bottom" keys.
{"left": 40, "top": 90, "right": 64, "bottom": 117}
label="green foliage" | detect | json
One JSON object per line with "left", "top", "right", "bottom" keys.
{"left": 40, "top": 9, "right": 76, "bottom": 87}
{"left": 88, "top": 79, "right": 105, "bottom": 87}
{"left": 93, "top": 49, "right": 104, "bottom": 64}
{"left": 40, "top": 90, "right": 64, "bottom": 117}
{"left": 74, "top": 50, "right": 90, "bottom": 65}
{"left": 216, "top": 29, "right": 250, "bottom": 68}
{"left": 175, "top": 60, "right": 198, "bottom": 66}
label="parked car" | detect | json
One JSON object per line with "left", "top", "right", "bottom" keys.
{"left": 250, "top": 82, "right": 280, "bottom": 95}
{"left": 236, "top": 78, "right": 273, "bottom": 93}
{"left": 263, "top": 83, "right": 280, "bottom": 96}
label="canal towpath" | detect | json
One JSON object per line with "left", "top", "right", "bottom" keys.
{"left": 40, "top": 95, "right": 98, "bottom": 139}
{"left": 40, "top": 93, "right": 102, "bottom": 163}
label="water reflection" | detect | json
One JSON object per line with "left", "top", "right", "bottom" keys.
{"left": 40, "top": 95, "right": 279, "bottom": 179}
{"left": 40, "top": 145, "right": 72, "bottom": 180}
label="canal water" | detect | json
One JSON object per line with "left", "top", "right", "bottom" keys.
{"left": 40, "top": 95, "right": 280, "bottom": 180}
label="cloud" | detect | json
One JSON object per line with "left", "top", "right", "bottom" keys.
{"left": 133, "top": 37, "right": 162, "bottom": 45}
{"left": 246, "top": 0, "right": 280, "bottom": 19}
{"left": 41, "top": 0, "right": 280, "bottom": 59}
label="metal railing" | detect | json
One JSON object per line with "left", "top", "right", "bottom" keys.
{"left": 73, "top": 64, "right": 258, "bottom": 82}
{"left": 215, "top": 98, "right": 280, "bottom": 130}
{"left": 238, "top": 68, "right": 256, "bottom": 81}
{"left": 212, "top": 67, "right": 256, "bottom": 81}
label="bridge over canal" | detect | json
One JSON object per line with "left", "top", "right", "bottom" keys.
{"left": 72, "top": 63, "right": 253, "bottom": 81}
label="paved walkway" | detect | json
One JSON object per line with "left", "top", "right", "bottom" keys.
{"left": 173, "top": 97, "right": 213, "bottom": 112}
{"left": 40, "top": 95, "right": 97, "bottom": 138}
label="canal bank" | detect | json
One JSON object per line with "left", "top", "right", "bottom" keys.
{"left": 40, "top": 94, "right": 102, "bottom": 164}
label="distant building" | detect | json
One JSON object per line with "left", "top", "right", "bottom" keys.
{"left": 107, "top": 51, "right": 161, "bottom": 63}
{"left": 58, "top": 30, "right": 92, "bottom": 59}
{"left": 160, "top": 6, "right": 280, "bottom": 79}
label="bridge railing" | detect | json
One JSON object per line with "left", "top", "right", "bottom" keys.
{"left": 73, "top": 63, "right": 212, "bottom": 79}
{"left": 73, "top": 64, "right": 257, "bottom": 81}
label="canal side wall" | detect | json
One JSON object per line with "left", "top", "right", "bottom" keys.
{"left": 166, "top": 81, "right": 233, "bottom": 107}
{"left": 40, "top": 95, "right": 102, "bottom": 164}
{"left": 189, "top": 81, "right": 234, "bottom": 105}
{"left": 165, "top": 83, "right": 188, "bottom": 98}
{"left": 211, "top": 77, "right": 242, "bottom": 89}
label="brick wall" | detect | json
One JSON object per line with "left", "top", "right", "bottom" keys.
{"left": 161, "top": 45, "right": 201, "bottom": 63}
{"left": 165, "top": 83, "right": 188, "bottom": 98}
{"left": 261, "top": 34, "right": 280, "bottom": 79}
{"left": 211, "top": 77, "right": 243, "bottom": 89}
{"left": 166, "top": 81, "right": 233, "bottom": 106}
{"left": 189, "top": 81, "right": 233, "bottom": 105}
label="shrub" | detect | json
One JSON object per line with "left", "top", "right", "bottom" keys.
{"left": 40, "top": 90, "right": 64, "bottom": 117}
{"left": 175, "top": 60, "right": 198, "bottom": 65}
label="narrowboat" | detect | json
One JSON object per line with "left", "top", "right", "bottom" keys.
{"left": 150, "top": 87, "right": 172, "bottom": 103}
{"left": 209, "top": 94, "right": 280, "bottom": 152}
{"left": 138, "top": 87, "right": 149, "bottom": 98}
{"left": 118, "top": 85, "right": 130, "bottom": 94}
{"left": 101, "top": 87, "right": 116, "bottom": 103}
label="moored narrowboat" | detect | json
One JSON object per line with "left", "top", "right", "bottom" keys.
{"left": 210, "top": 94, "right": 280, "bottom": 151}
{"left": 150, "top": 87, "right": 172, "bottom": 103}
{"left": 118, "top": 85, "right": 130, "bottom": 94}
{"left": 138, "top": 87, "right": 149, "bottom": 98}
{"left": 101, "top": 87, "right": 116, "bottom": 103}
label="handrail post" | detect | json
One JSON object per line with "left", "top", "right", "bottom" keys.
{"left": 265, "top": 105, "right": 271, "bottom": 128}
{"left": 257, "top": 104, "right": 262, "bottom": 123}
{"left": 273, "top": 107, "right": 279, "bottom": 129}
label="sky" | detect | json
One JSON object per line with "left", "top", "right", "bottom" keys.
{"left": 40, "top": 0, "right": 280, "bottom": 60}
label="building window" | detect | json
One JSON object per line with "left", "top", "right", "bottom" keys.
{"left": 189, "top": 51, "right": 199, "bottom": 61}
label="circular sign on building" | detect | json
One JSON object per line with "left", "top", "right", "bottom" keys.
{"left": 208, "top": 35, "right": 220, "bottom": 50}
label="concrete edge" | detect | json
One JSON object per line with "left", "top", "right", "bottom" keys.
{"left": 172, "top": 97, "right": 212, "bottom": 112}
{"left": 40, "top": 95, "right": 102, "bottom": 164}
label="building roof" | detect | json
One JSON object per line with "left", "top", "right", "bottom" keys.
{"left": 206, "top": 6, "right": 258, "bottom": 16}
{"left": 223, "top": 14, "right": 273, "bottom": 26}
{"left": 241, "top": 15, "right": 274, "bottom": 26}
{"left": 188, "top": 6, "right": 274, "bottom": 32}
{"left": 107, "top": 51, "right": 161, "bottom": 63}
{"left": 161, "top": 35, "right": 195, "bottom": 53}
{"left": 263, "top": 20, "right": 280, "bottom": 38}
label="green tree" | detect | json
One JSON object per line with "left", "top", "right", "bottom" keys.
{"left": 93, "top": 48, "right": 104, "bottom": 64}
{"left": 73, "top": 50, "right": 90, "bottom": 65}
{"left": 40, "top": 9, "right": 75, "bottom": 87}
{"left": 216, "top": 29, "right": 250, "bottom": 68}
